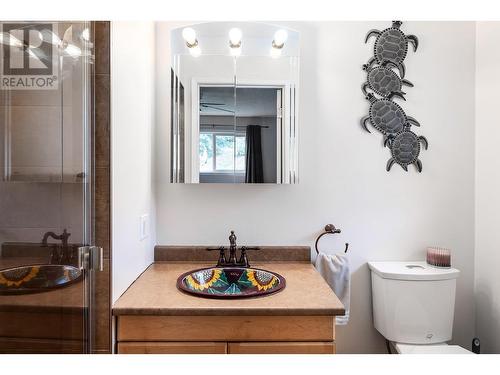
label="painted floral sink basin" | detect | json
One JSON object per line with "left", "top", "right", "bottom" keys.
{"left": 0, "top": 264, "right": 82, "bottom": 295}
{"left": 177, "top": 267, "right": 286, "bottom": 299}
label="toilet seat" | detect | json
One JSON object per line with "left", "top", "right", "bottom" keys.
{"left": 393, "top": 342, "right": 473, "bottom": 354}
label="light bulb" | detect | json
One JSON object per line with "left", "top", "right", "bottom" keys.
{"left": 270, "top": 46, "right": 282, "bottom": 59}
{"left": 182, "top": 27, "right": 197, "bottom": 46}
{"left": 273, "top": 29, "right": 288, "bottom": 48}
{"left": 228, "top": 28, "right": 242, "bottom": 47}
{"left": 189, "top": 45, "right": 201, "bottom": 57}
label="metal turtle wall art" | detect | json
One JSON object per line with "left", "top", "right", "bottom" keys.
{"left": 385, "top": 129, "right": 428, "bottom": 172}
{"left": 361, "top": 93, "right": 420, "bottom": 143}
{"left": 362, "top": 64, "right": 414, "bottom": 98}
{"left": 365, "top": 20, "right": 419, "bottom": 79}
{"left": 361, "top": 21, "right": 427, "bottom": 173}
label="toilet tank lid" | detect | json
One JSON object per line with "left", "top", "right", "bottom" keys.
{"left": 368, "top": 261, "right": 460, "bottom": 281}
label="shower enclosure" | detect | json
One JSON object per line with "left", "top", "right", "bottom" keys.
{"left": 0, "top": 21, "right": 103, "bottom": 353}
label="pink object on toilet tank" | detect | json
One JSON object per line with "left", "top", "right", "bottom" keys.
{"left": 426, "top": 247, "right": 451, "bottom": 268}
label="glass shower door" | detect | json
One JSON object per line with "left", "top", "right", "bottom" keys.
{"left": 0, "top": 21, "right": 100, "bottom": 353}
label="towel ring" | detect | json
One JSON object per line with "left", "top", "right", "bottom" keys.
{"left": 315, "top": 224, "right": 349, "bottom": 255}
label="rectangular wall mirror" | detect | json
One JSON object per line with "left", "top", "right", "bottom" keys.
{"left": 170, "top": 22, "right": 300, "bottom": 184}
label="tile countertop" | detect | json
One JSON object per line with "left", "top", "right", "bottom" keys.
{"left": 112, "top": 262, "right": 345, "bottom": 316}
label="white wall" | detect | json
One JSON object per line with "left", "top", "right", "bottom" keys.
{"left": 155, "top": 21, "right": 476, "bottom": 353}
{"left": 111, "top": 22, "right": 156, "bottom": 303}
{"left": 474, "top": 22, "right": 500, "bottom": 354}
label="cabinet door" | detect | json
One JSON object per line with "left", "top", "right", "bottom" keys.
{"left": 117, "top": 342, "right": 227, "bottom": 354}
{"left": 228, "top": 342, "right": 335, "bottom": 354}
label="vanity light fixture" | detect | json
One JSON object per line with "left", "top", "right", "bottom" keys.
{"left": 273, "top": 29, "right": 288, "bottom": 48}
{"left": 228, "top": 27, "right": 242, "bottom": 56}
{"left": 270, "top": 29, "right": 288, "bottom": 58}
{"left": 182, "top": 27, "right": 201, "bottom": 57}
{"left": 182, "top": 27, "right": 198, "bottom": 47}
{"left": 228, "top": 28, "right": 242, "bottom": 48}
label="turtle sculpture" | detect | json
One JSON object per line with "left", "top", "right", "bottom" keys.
{"left": 365, "top": 21, "right": 419, "bottom": 78}
{"left": 385, "top": 129, "right": 428, "bottom": 172}
{"left": 362, "top": 64, "right": 414, "bottom": 98}
{"left": 361, "top": 93, "right": 420, "bottom": 143}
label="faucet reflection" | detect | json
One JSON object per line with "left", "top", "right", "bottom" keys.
{"left": 41, "top": 229, "right": 73, "bottom": 264}
{"left": 42, "top": 229, "right": 71, "bottom": 248}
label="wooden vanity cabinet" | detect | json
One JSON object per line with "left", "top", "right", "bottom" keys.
{"left": 116, "top": 315, "right": 336, "bottom": 354}
{"left": 113, "top": 259, "right": 344, "bottom": 355}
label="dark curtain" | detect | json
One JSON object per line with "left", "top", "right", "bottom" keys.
{"left": 245, "top": 125, "right": 264, "bottom": 183}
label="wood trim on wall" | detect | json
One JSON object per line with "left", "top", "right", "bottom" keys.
{"left": 92, "top": 21, "right": 111, "bottom": 354}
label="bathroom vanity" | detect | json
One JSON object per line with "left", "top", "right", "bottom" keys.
{"left": 112, "top": 246, "right": 344, "bottom": 354}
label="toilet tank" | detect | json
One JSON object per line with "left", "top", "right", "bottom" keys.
{"left": 368, "top": 261, "right": 460, "bottom": 345}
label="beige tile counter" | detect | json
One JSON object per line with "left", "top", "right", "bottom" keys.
{"left": 113, "top": 262, "right": 345, "bottom": 316}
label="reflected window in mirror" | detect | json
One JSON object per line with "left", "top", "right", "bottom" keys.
{"left": 199, "top": 86, "right": 280, "bottom": 184}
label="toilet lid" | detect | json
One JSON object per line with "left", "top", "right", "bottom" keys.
{"left": 394, "top": 343, "right": 473, "bottom": 354}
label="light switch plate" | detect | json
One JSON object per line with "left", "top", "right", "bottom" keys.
{"left": 140, "top": 214, "right": 149, "bottom": 241}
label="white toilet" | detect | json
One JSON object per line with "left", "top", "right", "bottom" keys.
{"left": 368, "top": 261, "right": 472, "bottom": 354}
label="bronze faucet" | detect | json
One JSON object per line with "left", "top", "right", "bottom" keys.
{"left": 42, "top": 229, "right": 71, "bottom": 247}
{"left": 42, "top": 229, "right": 71, "bottom": 264}
{"left": 228, "top": 230, "right": 238, "bottom": 264}
{"left": 207, "top": 230, "right": 260, "bottom": 268}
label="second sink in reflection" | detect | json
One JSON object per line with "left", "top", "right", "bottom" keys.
{"left": 0, "top": 264, "right": 82, "bottom": 295}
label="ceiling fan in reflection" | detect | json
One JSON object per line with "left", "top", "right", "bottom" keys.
{"left": 200, "top": 102, "right": 235, "bottom": 114}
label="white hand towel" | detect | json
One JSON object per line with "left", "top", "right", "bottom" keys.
{"left": 314, "top": 252, "right": 350, "bottom": 325}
